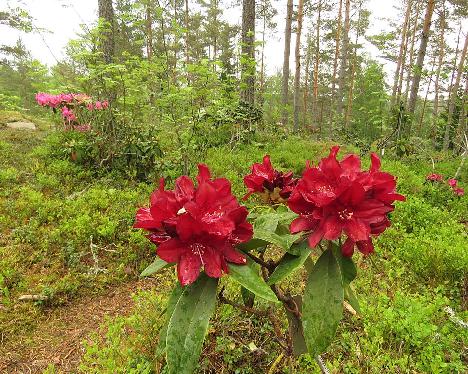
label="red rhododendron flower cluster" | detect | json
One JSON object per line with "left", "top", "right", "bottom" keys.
{"left": 35, "top": 92, "right": 109, "bottom": 131}
{"left": 243, "top": 155, "right": 297, "bottom": 202}
{"left": 288, "top": 146, "right": 405, "bottom": 257}
{"left": 134, "top": 165, "right": 253, "bottom": 286}
{"left": 425, "top": 173, "right": 464, "bottom": 196}
{"left": 426, "top": 173, "right": 443, "bottom": 182}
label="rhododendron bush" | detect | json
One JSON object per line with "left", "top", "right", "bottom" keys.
{"left": 134, "top": 147, "right": 405, "bottom": 374}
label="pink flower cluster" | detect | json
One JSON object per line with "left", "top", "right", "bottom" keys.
{"left": 426, "top": 173, "right": 464, "bottom": 196}
{"left": 35, "top": 92, "right": 109, "bottom": 131}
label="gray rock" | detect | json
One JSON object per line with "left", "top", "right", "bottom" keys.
{"left": 6, "top": 121, "right": 36, "bottom": 130}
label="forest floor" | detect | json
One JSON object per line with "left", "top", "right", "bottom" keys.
{"left": 0, "top": 278, "right": 156, "bottom": 373}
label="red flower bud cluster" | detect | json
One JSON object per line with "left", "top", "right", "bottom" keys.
{"left": 134, "top": 165, "right": 253, "bottom": 285}
{"left": 243, "top": 155, "right": 297, "bottom": 202}
{"left": 426, "top": 173, "right": 464, "bottom": 196}
{"left": 288, "top": 146, "right": 405, "bottom": 257}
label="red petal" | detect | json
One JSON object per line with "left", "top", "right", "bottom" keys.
{"left": 308, "top": 227, "right": 324, "bottom": 248}
{"left": 370, "top": 153, "right": 381, "bottom": 172}
{"left": 175, "top": 175, "right": 195, "bottom": 202}
{"left": 356, "top": 239, "right": 374, "bottom": 255}
{"left": 157, "top": 238, "right": 186, "bottom": 263}
{"left": 134, "top": 207, "right": 159, "bottom": 229}
{"left": 344, "top": 218, "right": 370, "bottom": 242}
{"left": 230, "top": 222, "right": 253, "bottom": 243}
{"left": 177, "top": 252, "right": 202, "bottom": 285}
{"left": 222, "top": 243, "right": 247, "bottom": 264}
{"left": 197, "top": 164, "right": 211, "bottom": 184}
{"left": 340, "top": 154, "right": 361, "bottom": 175}
{"left": 203, "top": 248, "right": 223, "bottom": 278}
{"left": 342, "top": 237, "right": 355, "bottom": 257}
{"left": 290, "top": 216, "right": 316, "bottom": 233}
{"left": 176, "top": 213, "right": 197, "bottom": 241}
{"left": 322, "top": 215, "right": 342, "bottom": 240}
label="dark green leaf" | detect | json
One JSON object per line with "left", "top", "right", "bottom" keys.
{"left": 284, "top": 295, "right": 308, "bottom": 356}
{"left": 267, "top": 242, "right": 311, "bottom": 285}
{"left": 140, "top": 257, "right": 173, "bottom": 278}
{"left": 166, "top": 274, "right": 218, "bottom": 374}
{"left": 228, "top": 257, "right": 279, "bottom": 303}
{"left": 240, "top": 286, "right": 255, "bottom": 308}
{"left": 302, "top": 249, "right": 344, "bottom": 356}
{"left": 156, "top": 283, "right": 184, "bottom": 357}
{"left": 345, "top": 285, "right": 361, "bottom": 314}
{"left": 332, "top": 243, "right": 357, "bottom": 286}
{"left": 236, "top": 238, "right": 268, "bottom": 252}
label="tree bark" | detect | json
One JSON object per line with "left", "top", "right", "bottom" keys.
{"left": 146, "top": 0, "right": 153, "bottom": 60}
{"left": 240, "top": 0, "right": 256, "bottom": 106}
{"left": 407, "top": 0, "right": 435, "bottom": 118}
{"left": 417, "top": 53, "right": 436, "bottom": 135}
{"left": 344, "top": 0, "right": 362, "bottom": 128}
{"left": 403, "top": 0, "right": 422, "bottom": 106}
{"left": 328, "top": 0, "right": 343, "bottom": 132}
{"left": 443, "top": 32, "right": 468, "bottom": 150}
{"left": 185, "top": 0, "right": 189, "bottom": 66}
{"left": 336, "top": 0, "right": 350, "bottom": 120}
{"left": 293, "top": 0, "right": 305, "bottom": 132}
{"left": 312, "top": 0, "right": 322, "bottom": 127}
{"left": 455, "top": 77, "right": 468, "bottom": 152}
{"left": 431, "top": 4, "right": 445, "bottom": 142}
{"left": 281, "top": 0, "right": 294, "bottom": 125}
{"left": 303, "top": 38, "right": 312, "bottom": 127}
{"left": 98, "top": 0, "right": 115, "bottom": 64}
{"left": 390, "top": 0, "right": 412, "bottom": 109}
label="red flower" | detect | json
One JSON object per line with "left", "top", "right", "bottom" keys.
{"left": 426, "top": 173, "right": 443, "bottom": 182}
{"left": 134, "top": 165, "right": 253, "bottom": 286}
{"left": 288, "top": 147, "right": 405, "bottom": 257}
{"left": 447, "top": 178, "right": 457, "bottom": 187}
{"left": 243, "top": 155, "right": 297, "bottom": 202}
{"left": 453, "top": 187, "right": 464, "bottom": 196}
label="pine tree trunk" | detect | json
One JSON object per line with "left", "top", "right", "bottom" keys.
{"left": 312, "top": 0, "right": 322, "bottom": 128}
{"left": 146, "top": 1, "right": 153, "bottom": 60}
{"left": 345, "top": 1, "right": 362, "bottom": 129}
{"left": 293, "top": 0, "right": 305, "bottom": 132}
{"left": 417, "top": 53, "right": 436, "bottom": 135}
{"left": 407, "top": 0, "right": 435, "bottom": 118}
{"left": 336, "top": 0, "right": 350, "bottom": 120}
{"left": 303, "top": 38, "right": 312, "bottom": 128}
{"left": 443, "top": 33, "right": 468, "bottom": 150}
{"left": 281, "top": 0, "right": 294, "bottom": 125}
{"left": 390, "top": 0, "right": 412, "bottom": 109}
{"left": 328, "top": 0, "right": 343, "bottom": 132}
{"left": 260, "top": 2, "right": 267, "bottom": 105}
{"left": 455, "top": 77, "right": 468, "bottom": 151}
{"left": 98, "top": 0, "right": 115, "bottom": 64}
{"left": 240, "top": 0, "right": 256, "bottom": 106}
{"left": 403, "top": 0, "right": 422, "bottom": 106}
{"left": 431, "top": 4, "right": 445, "bottom": 142}
{"left": 185, "top": 0, "right": 189, "bottom": 66}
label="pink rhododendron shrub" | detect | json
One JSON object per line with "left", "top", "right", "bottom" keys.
{"left": 35, "top": 92, "right": 109, "bottom": 132}
{"left": 134, "top": 147, "right": 405, "bottom": 374}
{"left": 425, "top": 173, "right": 465, "bottom": 197}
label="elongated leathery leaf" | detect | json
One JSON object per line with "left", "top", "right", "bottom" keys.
{"left": 302, "top": 249, "right": 344, "bottom": 356}
{"left": 140, "top": 257, "right": 173, "bottom": 277}
{"left": 166, "top": 274, "right": 218, "bottom": 374}
{"left": 267, "top": 241, "right": 311, "bottom": 285}
{"left": 156, "top": 283, "right": 184, "bottom": 357}
{"left": 228, "top": 257, "right": 279, "bottom": 303}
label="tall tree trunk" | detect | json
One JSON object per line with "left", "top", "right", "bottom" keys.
{"left": 443, "top": 33, "right": 468, "bottom": 150}
{"left": 455, "top": 77, "right": 468, "bottom": 151}
{"left": 407, "top": 0, "right": 435, "bottom": 119}
{"left": 447, "top": 25, "right": 462, "bottom": 110}
{"left": 328, "top": 0, "right": 343, "bottom": 132}
{"left": 281, "top": 0, "right": 294, "bottom": 125}
{"left": 403, "top": 0, "right": 422, "bottom": 106}
{"left": 146, "top": 0, "right": 153, "bottom": 60}
{"left": 431, "top": 3, "right": 445, "bottom": 142}
{"left": 98, "top": 0, "right": 115, "bottom": 64}
{"left": 293, "top": 0, "right": 305, "bottom": 132}
{"left": 417, "top": 53, "right": 436, "bottom": 135}
{"left": 240, "top": 0, "right": 256, "bottom": 106}
{"left": 336, "top": 0, "right": 350, "bottom": 120}
{"left": 344, "top": 1, "right": 362, "bottom": 129}
{"left": 312, "top": 0, "right": 322, "bottom": 127}
{"left": 185, "top": 0, "right": 189, "bottom": 66}
{"left": 303, "top": 37, "right": 312, "bottom": 127}
{"left": 259, "top": 1, "right": 267, "bottom": 105}
{"left": 390, "top": 0, "right": 412, "bottom": 109}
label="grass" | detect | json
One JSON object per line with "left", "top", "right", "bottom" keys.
{"left": 0, "top": 122, "right": 467, "bottom": 373}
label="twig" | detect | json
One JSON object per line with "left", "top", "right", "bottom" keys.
{"left": 315, "top": 355, "right": 330, "bottom": 374}
{"left": 18, "top": 294, "right": 48, "bottom": 302}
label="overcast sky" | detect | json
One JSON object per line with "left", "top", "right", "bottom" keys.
{"left": 0, "top": 0, "right": 422, "bottom": 82}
